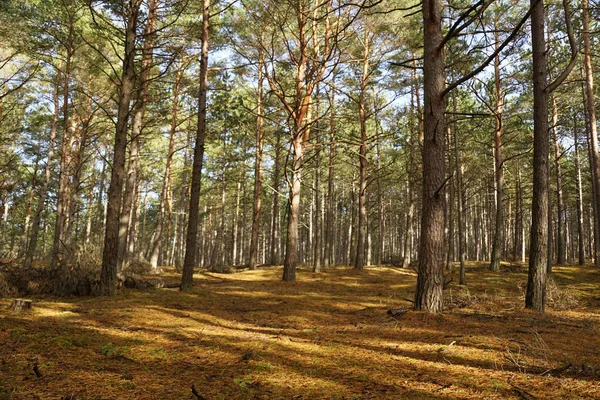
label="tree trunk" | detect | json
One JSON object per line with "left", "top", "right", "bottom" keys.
{"left": 414, "top": 0, "right": 445, "bottom": 312}
{"left": 119, "top": 0, "right": 158, "bottom": 271}
{"left": 583, "top": 0, "right": 600, "bottom": 266}
{"left": 452, "top": 93, "right": 466, "bottom": 285}
{"left": 552, "top": 96, "right": 565, "bottom": 265}
{"left": 181, "top": 0, "right": 210, "bottom": 290}
{"left": 248, "top": 44, "right": 264, "bottom": 270}
{"left": 574, "top": 110, "right": 585, "bottom": 265}
{"left": 323, "top": 78, "right": 336, "bottom": 268}
{"left": 149, "top": 57, "right": 181, "bottom": 269}
{"left": 100, "top": 0, "right": 141, "bottom": 296}
{"left": 270, "top": 133, "right": 282, "bottom": 266}
{"left": 51, "top": 23, "right": 74, "bottom": 269}
{"left": 489, "top": 36, "right": 504, "bottom": 272}
{"left": 526, "top": 0, "right": 549, "bottom": 312}
{"left": 25, "top": 74, "right": 60, "bottom": 267}
{"left": 283, "top": 135, "right": 303, "bottom": 281}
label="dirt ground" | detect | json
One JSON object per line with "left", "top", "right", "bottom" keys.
{"left": 1, "top": 263, "right": 599, "bottom": 399}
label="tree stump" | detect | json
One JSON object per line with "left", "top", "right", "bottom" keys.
{"left": 9, "top": 299, "right": 32, "bottom": 311}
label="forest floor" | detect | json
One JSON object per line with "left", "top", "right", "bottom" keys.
{"left": 1, "top": 262, "right": 600, "bottom": 400}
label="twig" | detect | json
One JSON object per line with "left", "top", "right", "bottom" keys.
{"left": 191, "top": 384, "right": 207, "bottom": 400}
{"left": 33, "top": 363, "right": 42, "bottom": 378}
{"left": 512, "top": 386, "right": 538, "bottom": 400}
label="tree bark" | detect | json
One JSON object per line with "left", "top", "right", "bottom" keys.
{"left": 100, "top": 0, "right": 141, "bottom": 296}
{"left": 181, "top": 0, "right": 210, "bottom": 291}
{"left": 119, "top": 0, "right": 158, "bottom": 271}
{"left": 574, "top": 110, "right": 585, "bottom": 265}
{"left": 582, "top": 0, "right": 600, "bottom": 266}
{"left": 149, "top": 55, "right": 181, "bottom": 270}
{"left": 248, "top": 43, "right": 264, "bottom": 270}
{"left": 526, "top": 0, "right": 549, "bottom": 312}
{"left": 24, "top": 74, "right": 60, "bottom": 267}
{"left": 489, "top": 34, "right": 504, "bottom": 272}
{"left": 269, "top": 133, "right": 282, "bottom": 266}
{"left": 51, "top": 20, "right": 75, "bottom": 268}
{"left": 414, "top": 0, "right": 446, "bottom": 312}
{"left": 551, "top": 96, "right": 565, "bottom": 265}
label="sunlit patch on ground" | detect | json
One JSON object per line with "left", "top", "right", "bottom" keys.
{"left": 1, "top": 263, "right": 599, "bottom": 399}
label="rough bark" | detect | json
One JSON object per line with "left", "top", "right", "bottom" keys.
{"left": 181, "top": 0, "right": 210, "bottom": 291}
{"left": 526, "top": 0, "right": 549, "bottom": 312}
{"left": 119, "top": 0, "right": 158, "bottom": 271}
{"left": 100, "top": 0, "right": 141, "bottom": 296}
{"left": 489, "top": 39, "right": 504, "bottom": 272}
{"left": 414, "top": 0, "right": 446, "bottom": 313}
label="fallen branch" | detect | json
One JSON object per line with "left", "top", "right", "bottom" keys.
{"left": 512, "top": 386, "right": 538, "bottom": 400}
{"left": 387, "top": 308, "right": 409, "bottom": 317}
{"left": 541, "top": 362, "right": 572, "bottom": 376}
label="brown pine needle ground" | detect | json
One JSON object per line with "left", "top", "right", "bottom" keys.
{"left": 1, "top": 263, "right": 599, "bottom": 399}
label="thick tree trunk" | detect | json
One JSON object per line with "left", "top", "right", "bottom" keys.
{"left": 526, "top": 0, "right": 549, "bottom": 312}
{"left": 181, "top": 0, "right": 210, "bottom": 290}
{"left": 283, "top": 136, "right": 303, "bottom": 282}
{"left": 100, "top": 0, "right": 141, "bottom": 296}
{"left": 119, "top": 0, "right": 158, "bottom": 271}
{"left": 414, "top": 0, "right": 445, "bottom": 312}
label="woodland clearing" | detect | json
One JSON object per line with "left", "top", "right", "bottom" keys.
{"left": 1, "top": 263, "right": 599, "bottom": 400}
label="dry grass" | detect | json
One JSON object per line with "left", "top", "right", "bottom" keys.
{"left": 1, "top": 262, "right": 599, "bottom": 399}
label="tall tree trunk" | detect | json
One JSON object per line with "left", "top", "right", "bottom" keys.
{"left": 323, "top": 78, "right": 336, "bottom": 268}
{"left": 452, "top": 93, "right": 466, "bottom": 285}
{"left": 181, "top": 0, "right": 210, "bottom": 290}
{"left": 100, "top": 0, "right": 141, "bottom": 295}
{"left": 313, "top": 92, "right": 322, "bottom": 273}
{"left": 583, "top": 0, "right": 600, "bottom": 266}
{"left": 270, "top": 133, "right": 282, "bottom": 266}
{"left": 489, "top": 35, "right": 504, "bottom": 272}
{"left": 149, "top": 57, "right": 181, "bottom": 269}
{"left": 403, "top": 65, "right": 420, "bottom": 269}
{"left": 526, "top": 0, "right": 549, "bottom": 312}
{"left": 414, "top": 0, "right": 445, "bottom": 312}
{"left": 51, "top": 22, "right": 74, "bottom": 268}
{"left": 119, "top": 0, "right": 158, "bottom": 270}
{"left": 283, "top": 135, "right": 304, "bottom": 281}
{"left": 355, "top": 31, "right": 370, "bottom": 271}
{"left": 574, "top": 111, "right": 585, "bottom": 265}
{"left": 552, "top": 97, "right": 565, "bottom": 265}
{"left": 248, "top": 43, "right": 264, "bottom": 270}
{"left": 25, "top": 75, "right": 60, "bottom": 267}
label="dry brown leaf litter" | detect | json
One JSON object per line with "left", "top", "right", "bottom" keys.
{"left": 0, "top": 263, "right": 599, "bottom": 399}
